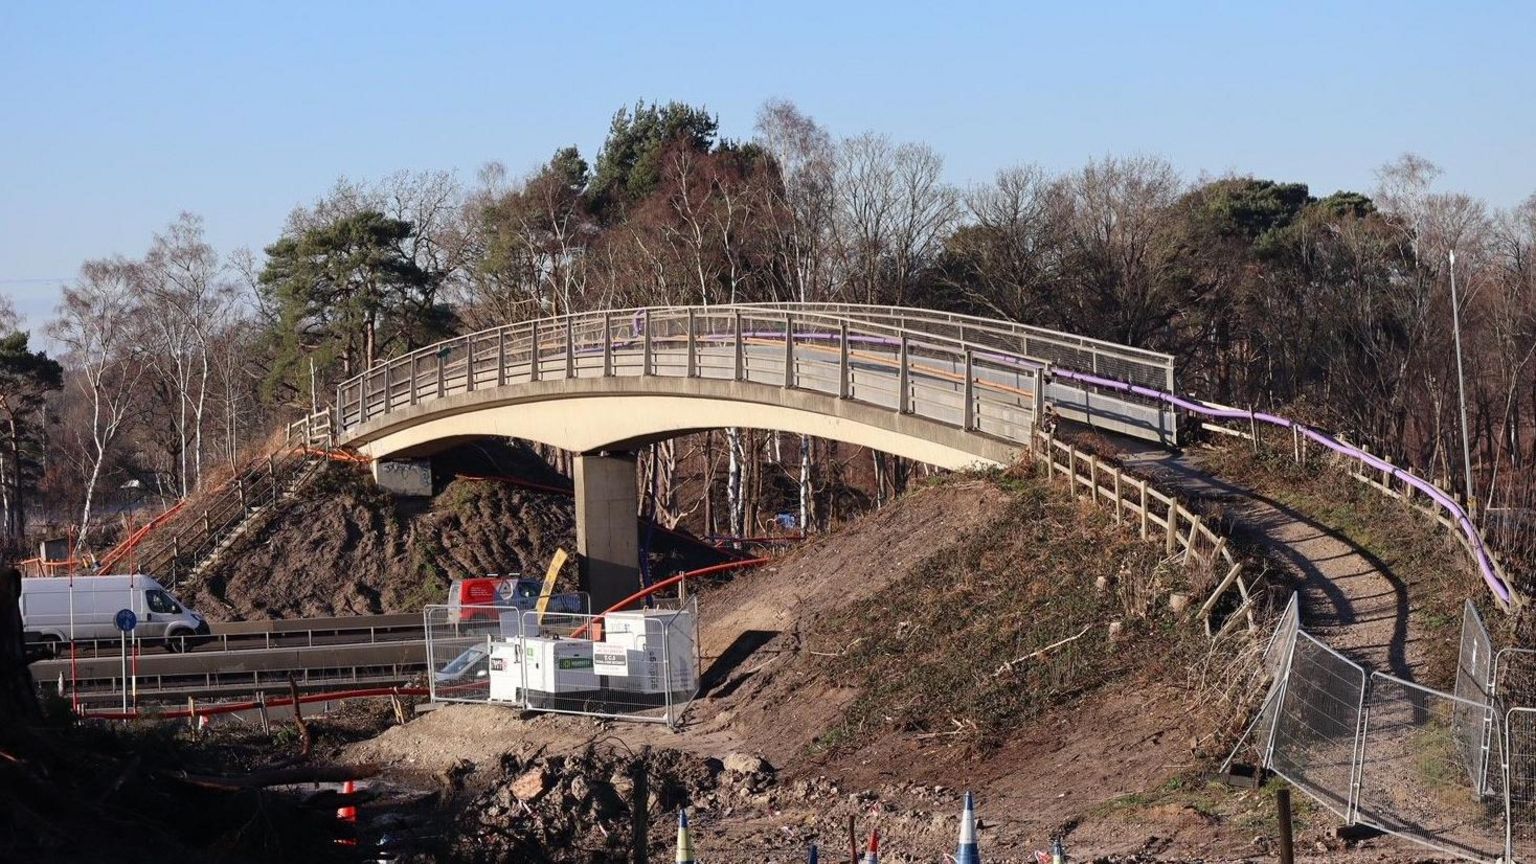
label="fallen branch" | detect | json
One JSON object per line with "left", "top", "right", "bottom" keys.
{"left": 992, "top": 624, "right": 1094, "bottom": 677}
{"left": 913, "top": 718, "right": 979, "bottom": 740}
{"left": 288, "top": 675, "right": 311, "bottom": 758}
{"left": 807, "top": 637, "right": 864, "bottom": 658}
{"left": 169, "top": 762, "right": 380, "bottom": 791}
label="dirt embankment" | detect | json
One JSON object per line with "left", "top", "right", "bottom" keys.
{"left": 182, "top": 465, "right": 572, "bottom": 620}
{"left": 185, "top": 442, "right": 731, "bottom": 621}
{"left": 343, "top": 469, "right": 1376, "bottom": 863}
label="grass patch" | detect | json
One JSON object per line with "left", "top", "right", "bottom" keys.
{"left": 807, "top": 473, "right": 1215, "bottom": 756}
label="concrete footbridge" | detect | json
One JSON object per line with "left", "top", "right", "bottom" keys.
{"left": 302, "top": 303, "right": 1177, "bottom": 610}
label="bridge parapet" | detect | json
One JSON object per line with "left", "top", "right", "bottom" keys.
{"left": 299, "top": 303, "right": 1180, "bottom": 612}
{"left": 319, "top": 303, "right": 1176, "bottom": 454}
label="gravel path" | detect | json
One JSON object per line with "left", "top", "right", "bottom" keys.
{"left": 1119, "top": 447, "right": 1426, "bottom": 681}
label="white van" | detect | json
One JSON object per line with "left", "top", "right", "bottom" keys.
{"left": 21, "top": 574, "right": 210, "bottom": 655}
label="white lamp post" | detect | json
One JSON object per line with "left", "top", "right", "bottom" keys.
{"left": 1449, "top": 249, "right": 1475, "bottom": 516}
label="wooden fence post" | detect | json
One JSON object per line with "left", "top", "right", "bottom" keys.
{"left": 1112, "top": 467, "right": 1123, "bottom": 525}
{"left": 1165, "top": 503, "right": 1178, "bottom": 555}
{"left": 1089, "top": 457, "right": 1100, "bottom": 506}
{"left": 1139, "top": 481, "right": 1149, "bottom": 539}
{"left": 1067, "top": 445, "right": 1078, "bottom": 498}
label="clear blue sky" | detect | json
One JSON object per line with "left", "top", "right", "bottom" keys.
{"left": 4, "top": 0, "right": 1533, "bottom": 332}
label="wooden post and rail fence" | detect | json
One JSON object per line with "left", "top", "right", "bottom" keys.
{"left": 1032, "top": 428, "right": 1256, "bottom": 638}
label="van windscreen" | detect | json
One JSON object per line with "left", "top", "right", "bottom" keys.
{"left": 146, "top": 589, "right": 181, "bottom": 614}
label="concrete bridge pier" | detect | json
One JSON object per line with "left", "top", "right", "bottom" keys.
{"left": 574, "top": 450, "right": 641, "bottom": 613}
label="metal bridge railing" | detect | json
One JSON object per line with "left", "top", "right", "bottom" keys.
{"left": 732, "top": 302, "right": 1175, "bottom": 391}
{"left": 324, "top": 303, "right": 1181, "bottom": 448}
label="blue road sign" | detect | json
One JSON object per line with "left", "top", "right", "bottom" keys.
{"left": 114, "top": 608, "right": 137, "bottom": 632}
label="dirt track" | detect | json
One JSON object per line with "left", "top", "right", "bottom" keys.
{"left": 1121, "top": 447, "right": 1428, "bottom": 681}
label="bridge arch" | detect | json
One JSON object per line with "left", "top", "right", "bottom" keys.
{"left": 347, "top": 377, "right": 1019, "bottom": 470}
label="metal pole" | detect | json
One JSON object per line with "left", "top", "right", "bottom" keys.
{"left": 464, "top": 336, "right": 476, "bottom": 392}
{"left": 497, "top": 329, "right": 507, "bottom": 387}
{"left": 530, "top": 321, "right": 541, "bottom": 383}
{"left": 565, "top": 316, "right": 576, "bottom": 378}
{"left": 734, "top": 312, "right": 744, "bottom": 381}
{"left": 686, "top": 309, "right": 697, "bottom": 378}
{"left": 838, "top": 321, "right": 850, "bottom": 399}
{"left": 603, "top": 314, "right": 613, "bottom": 376}
{"left": 119, "top": 629, "right": 128, "bottom": 715}
{"left": 1449, "top": 250, "right": 1476, "bottom": 518}
{"left": 783, "top": 313, "right": 795, "bottom": 388}
{"left": 642, "top": 313, "right": 653, "bottom": 376}
{"left": 962, "top": 349, "right": 975, "bottom": 430}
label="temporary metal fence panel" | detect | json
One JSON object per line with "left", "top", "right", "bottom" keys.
{"left": 1355, "top": 672, "right": 1504, "bottom": 862}
{"left": 1505, "top": 707, "right": 1536, "bottom": 863}
{"left": 1455, "top": 599, "right": 1499, "bottom": 796}
{"left": 423, "top": 604, "right": 511, "bottom": 705}
{"left": 1228, "top": 603, "right": 1532, "bottom": 863}
{"left": 516, "top": 597, "right": 701, "bottom": 727}
{"left": 1219, "top": 594, "right": 1301, "bottom": 777}
{"left": 423, "top": 598, "right": 701, "bottom": 727}
{"left": 1266, "top": 631, "right": 1367, "bottom": 820}
{"left": 1497, "top": 649, "right": 1536, "bottom": 709}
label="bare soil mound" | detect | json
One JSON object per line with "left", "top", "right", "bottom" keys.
{"left": 184, "top": 465, "right": 577, "bottom": 620}
{"left": 186, "top": 443, "right": 729, "bottom": 621}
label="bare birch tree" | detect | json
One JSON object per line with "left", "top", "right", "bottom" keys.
{"left": 48, "top": 259, "right": 145, "bottom": 544}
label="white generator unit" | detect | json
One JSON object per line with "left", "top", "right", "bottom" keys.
{"left": 597, "top": 609, "right": 698, "bottom": 697}
{"left": 604, "top": 609, "right": 695, "bottom": 654}
{"left": 487, "top": 641, "right": 525, "bottom": 703}
{"left": 521, "top": 636, "right": 601, "bottom": 708}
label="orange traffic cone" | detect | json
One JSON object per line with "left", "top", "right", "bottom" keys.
{"left": 337, "top": 780, "right": 358, "bottom": 822}
{"left": 861, "top": 828, "right": 880, "bottom": 864}
{"left": 335, "top": 780, "right": 359, "bottom": 846}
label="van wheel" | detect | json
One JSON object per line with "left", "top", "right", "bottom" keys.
{"left": 163, "top": 633, "right": 190, "bottom": 653}
{"left": 30, "top": 636, "right": 61, "bottom": 661}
